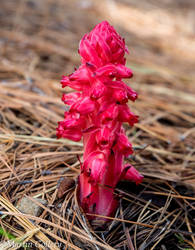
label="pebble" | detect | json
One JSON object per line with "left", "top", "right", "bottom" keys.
{"left": 17, "top": 197, "right": 47, "bottom": 217}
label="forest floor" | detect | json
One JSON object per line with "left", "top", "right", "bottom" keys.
{"left": 0, "top": 0, "right": 195, "bottom": 249}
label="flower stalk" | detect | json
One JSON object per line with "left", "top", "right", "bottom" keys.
{"left": 57, "top": 21, "right": 143, "bottom": 226}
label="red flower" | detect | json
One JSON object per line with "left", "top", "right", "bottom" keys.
{"left": 121, "top": 164, "right": 144, "bottom": 185}
{"left": 79, "top": 21, "right": 128, "bottom": 66}
{"left": 113, "top": 133, "right": 133, "bottom": 156}
{"left": 57, "top": 21, "right": 143, "bottom": 225}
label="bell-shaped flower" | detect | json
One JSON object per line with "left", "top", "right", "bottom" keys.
{"left": 90, "top": 79, "right": 106, "bottom": 99}
{"left": 96, "top": 126, "right": 114, "bottom": 149}
{"left": 121, "top": 164, "right": 144, "bottom": 185}
{"left": 95, "top": 64, "right": 133, "bottom": 78}
{"left": 126, "top": 85, "right": 138, "bottom": 101}
{"left": 56, "top": 121, "right": 82, "bottom": 141}
{"left": 69, "top": 65, "right": 90, "bottom": 84}
{"left": 113, "top": 88, "right": 128, "bottom": 104}
{"left": 118, "top": 104, "right": 139, "bottom": 126}
{"left": 70, "top": 96, "right": 96, "bottom": 115}
{"left": 113, "top": 133, "right": 133, "bottom": 156}
{"left": 62, "top": 92, "right": 81, "bottom": 105}
{"left": 62, "top": 112, "right": 86, "bottom": 129}
{"left": 100, "top": 103, "right": 118, "bottom": 124}
{"left": 105, "top": 80, "right": 137, "bottom": 102}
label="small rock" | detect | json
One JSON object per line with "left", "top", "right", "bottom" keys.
{"left": 17, "top": 197, "right": 47, "bottom": 217}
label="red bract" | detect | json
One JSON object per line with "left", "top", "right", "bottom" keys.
{"left": 57, "top": 21, "right": 143, "bottom": 226}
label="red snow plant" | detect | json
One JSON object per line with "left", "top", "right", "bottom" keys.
{"left": 57, "top": 21, "right": 143, "bottom": 226}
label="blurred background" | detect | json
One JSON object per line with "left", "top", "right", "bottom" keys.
{"left": 1, "top": 0, "right": 195, "bottom": 79}
{"left": 0, "top": 0, "right": 195, "bottom": 249}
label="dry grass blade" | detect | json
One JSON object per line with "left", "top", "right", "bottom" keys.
{"left": 0, "top": 211, "right": 114, "bottom": 250}
{"left": 0, "top": 133, "right": 83, "bottom": 147}
{"left": 0, "top": 196, "right": 60, "bottom": 250}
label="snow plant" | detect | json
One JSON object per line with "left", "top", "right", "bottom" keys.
{"left": 57, "top": 21, "right": 143, "bottom": 225}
